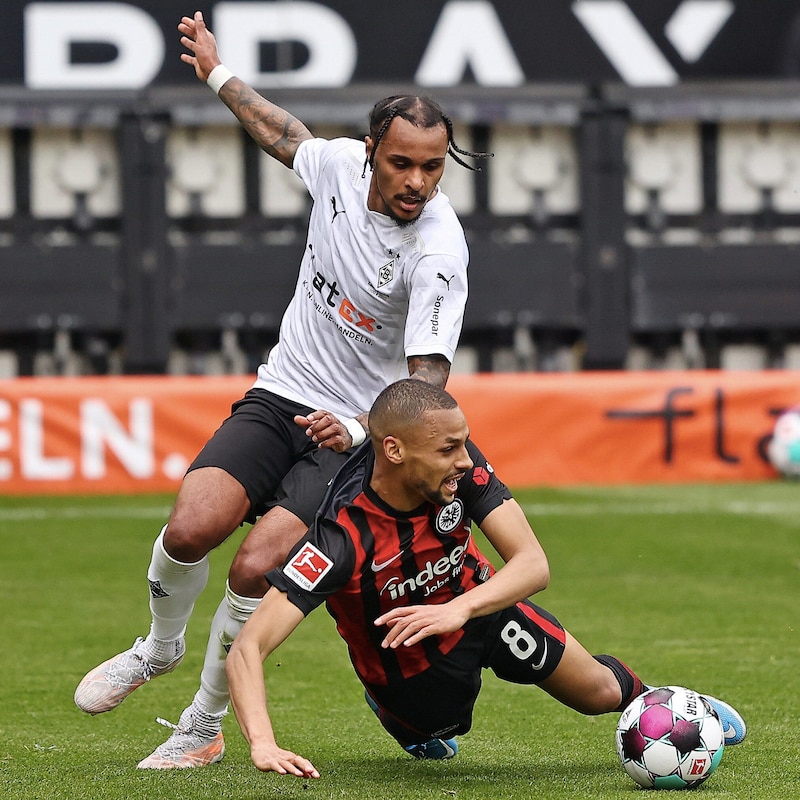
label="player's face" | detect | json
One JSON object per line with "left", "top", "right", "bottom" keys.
{"left": 366, "top": 117, "right": 448, "bottom": 225}
{"left": 402, "top": 407, "right": 473, "bottom": 506}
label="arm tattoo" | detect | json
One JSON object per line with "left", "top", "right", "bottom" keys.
{"left": 407, "top": 355, "right": 451, "bottom": 389}
{"left": 219, "top": 79, "right": 312, "bottom": 167}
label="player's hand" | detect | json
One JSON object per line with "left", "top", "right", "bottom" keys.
{"left": 250, "top": 741, "right": 320, "bottom": 778}
{"left": 375, "top": 604, "right": 470, "bottom": 649}
{"left": 294, "top": 411, "right": 356, "bottom": 452}
{"left": 177, "top": 11, "right": 221, "bottom": 82}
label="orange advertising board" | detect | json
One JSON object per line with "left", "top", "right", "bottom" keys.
{"left": 447, "top": 371, "right": 797, "bottom": 486}
{"left": 0, "top": 371, "right": 796, "bottom": 495}
{"left": 0, "top": 376, "right": 250, "bottom": 495}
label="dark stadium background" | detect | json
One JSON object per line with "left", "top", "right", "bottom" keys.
{"left": 0, "top": 0, "right": 799, "bottom": 376}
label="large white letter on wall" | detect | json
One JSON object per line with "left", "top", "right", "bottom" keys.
{"left": 81, "top": 398, "right": 154, "bottom": 480}
{"left": 415, "top": 0, "right": 524, "bottom": 87}
{"left": 215, "top": 1, "right": 356, "bottom": 88}
{"left": 25, "top": 2, "right": 164, "bottom": 89}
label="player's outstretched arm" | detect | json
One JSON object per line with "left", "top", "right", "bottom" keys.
{"left": 226, "top": 587, "right": 318, "bottom": 777}
{"left": 177, "top": 11, "right": 313, "bottom": 167}
{"left": 470, "top": 497, "right": 551, "bottom": 610}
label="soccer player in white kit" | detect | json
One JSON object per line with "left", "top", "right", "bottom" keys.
{"left": 74, "top": 10, "right": 491, "bottom": 769}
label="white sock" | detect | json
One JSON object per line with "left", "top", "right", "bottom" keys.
{"left": 144, "top": 525, "right": 210, "bottom": 653}
{"left": 192, "top": 581, "right": 261, "bottom": 718}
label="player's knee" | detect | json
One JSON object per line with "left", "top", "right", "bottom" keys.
{"left": 162, "top": 518, "right": 211, "bottom": 563}
{"left": 228, "top": 544, "right": 276, "bottom": 597}
{"left": 229, "top": 507, "right": 308, "bottom": 595}
{"left": 164, "top": 497, "right": 245, "bottom": 562}
{"left": 580, "top": 672, "right": 625, "bottom": 716}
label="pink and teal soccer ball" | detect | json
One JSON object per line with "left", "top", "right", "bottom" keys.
{"left": 767, "top": 406, "right": 800, "bottom": 478}
{"left": 616, "top": 686, "right": 725, "bottom": 790}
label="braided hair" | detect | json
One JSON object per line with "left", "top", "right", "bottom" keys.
{"left": 361, "top": 95, "right": 493, "bottom": 178}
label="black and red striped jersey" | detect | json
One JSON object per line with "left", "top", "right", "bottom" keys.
{"left": 267, "top": 439, "right": 512, "bottom": 686}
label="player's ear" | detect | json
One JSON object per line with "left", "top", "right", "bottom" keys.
{"left": 364, "top": 135, "right": 374, "bottom": 162}
{"left": 383, "top": 435, "right": 404, "bottom": 465}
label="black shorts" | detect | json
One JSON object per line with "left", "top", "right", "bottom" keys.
{"left": 366, "top": 600, "right": 567, "bottom": 744}
{"left": 188, "top": 388, "right": 352, "bottom": 525}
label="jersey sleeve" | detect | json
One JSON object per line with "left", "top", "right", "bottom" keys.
{"left": 266, "top": 516, "right": 355, "bottom": 616}
{"left": 403, "top": 252, "right": 467, "bottom": 362}
{"left": 458, "top": 440, "right": 513, "bottom": 524}
{"left": 292, "top": 137, "right": 352, "bottom": 198}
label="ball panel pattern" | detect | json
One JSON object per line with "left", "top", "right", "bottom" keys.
{"left": 615, "top": 686, "right": 725, "bottom": 789}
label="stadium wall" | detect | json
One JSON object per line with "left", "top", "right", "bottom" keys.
{"left": 2, "top": 2, "right": 800, "bottom": 378}
{"left": 0, "top": 371, "right": 795, "bottom": 494}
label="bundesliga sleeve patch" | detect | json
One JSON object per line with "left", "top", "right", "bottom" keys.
{"left": 283, "top": 542, "right": 334, "bottom": 591}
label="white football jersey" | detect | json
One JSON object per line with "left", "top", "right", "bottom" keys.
{"left": 253, "top": 137, "right": 468, "bottom": 418}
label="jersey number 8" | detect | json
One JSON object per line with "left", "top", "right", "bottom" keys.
{"left": 500, "top": 620, "right": 548, "bottom": 671}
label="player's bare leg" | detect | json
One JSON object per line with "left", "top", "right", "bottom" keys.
{"left": 540, "top": 631, "right": 746, "bottom": 745}
{"left": 228, "top": 506, "right": 310, "bottom": 597}
{"left": 539, "top": 631, "right": 639, "bottom": 715}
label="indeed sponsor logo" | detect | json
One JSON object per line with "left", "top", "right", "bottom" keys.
{"left": 379, "top": 543, "right": 466, "bottom": 600}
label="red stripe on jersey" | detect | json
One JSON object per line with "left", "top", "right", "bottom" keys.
{"left": 517, "top": 601, "right": 567, "bottom": 644}
{"left": 357, "top": 494, "right": 404, "bottom": 571}
{"left": 334, "top": 504, "right": 371, "bottom": 661}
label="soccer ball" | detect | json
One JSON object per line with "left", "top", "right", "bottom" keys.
{"left": 616, "top": 686, "right": 725, "bottom": 789}
{"left": 767, "top": 406, "right": 800, "bottom": 478}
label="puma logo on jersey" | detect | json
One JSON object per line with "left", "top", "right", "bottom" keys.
{"left": 330, "top": 196, "right": 346, "bottom": 223}
{"left": 437, "top": 273, "right": 454, "bottom": 290}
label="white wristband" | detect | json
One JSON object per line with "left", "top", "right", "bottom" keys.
{"left": 206, "top": 64, "right": 235, "bottom": 95}
{"left": 343, "top": 417, "right": 367, "bottom": 447}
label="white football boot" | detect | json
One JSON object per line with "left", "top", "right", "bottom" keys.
{"left": 137, "top": 705, "right": 225, "bottom": 769}
{"left": 74, "top": 637, "right": 185, "bottom": 715}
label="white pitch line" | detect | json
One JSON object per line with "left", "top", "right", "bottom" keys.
{"left": 1, "top": 500, "right": 799, "bottom": 523}
{"left": 519, "top": 501, "right": 800, "bottom": 517}
{"left": 0, "top": 505, "right": 172, "bottom": 521}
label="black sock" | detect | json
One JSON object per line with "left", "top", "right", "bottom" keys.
{"left": 594, "top": 654, "right": 646, "bottom": 712}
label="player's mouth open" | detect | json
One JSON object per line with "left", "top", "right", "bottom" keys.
{"left": 399, "top": 195, "right": 423, "bottom": 212}
{"left": 443, "top": 474, "right": 462, "bottom": 493}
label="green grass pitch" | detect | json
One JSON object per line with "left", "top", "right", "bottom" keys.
{"left": 1, "top": 483, "right": 798, "bottom": 799}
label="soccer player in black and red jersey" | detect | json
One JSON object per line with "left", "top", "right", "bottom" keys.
{"left": 226, "top": 379, "right": 746, "bottom": 778}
